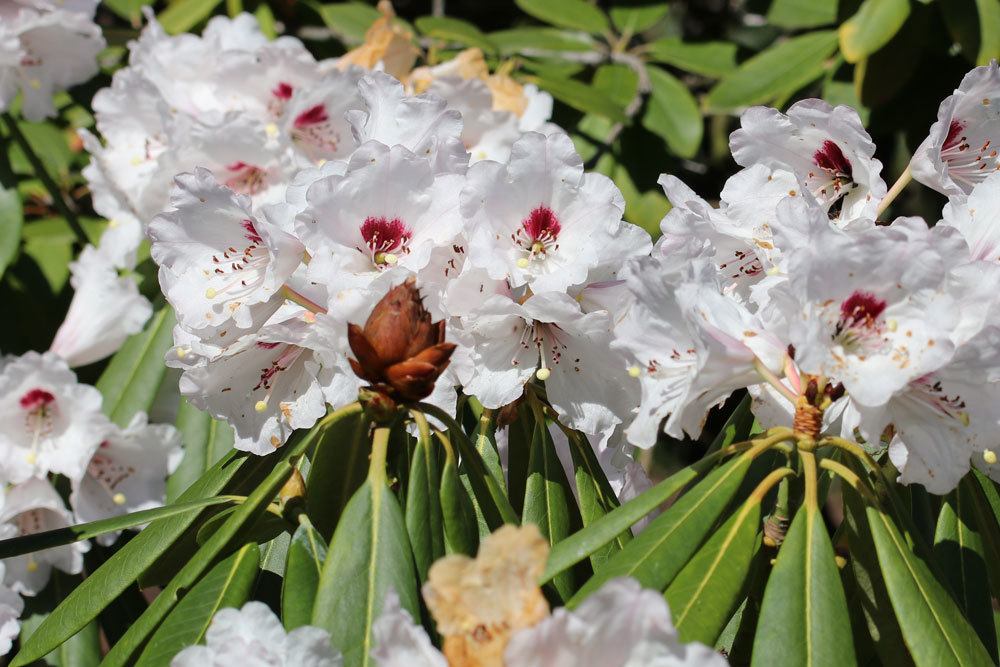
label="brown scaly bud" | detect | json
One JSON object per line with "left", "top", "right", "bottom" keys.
{"left": 348, "top": 277, "right": 457, "bottom": 402}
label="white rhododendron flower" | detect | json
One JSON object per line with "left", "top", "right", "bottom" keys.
{"left": 911, "top": 61, "right": 1000, "bottom": 199}
{"left": 170, "top": 602, "right": 342, "bottom": 667}
{"left": 149, "top": 168, "right": 304, "bottom": 332}
{"left": 0, "top": 351, "right": 107, "bottom": 484}
{"left": 0, "top": 1, "right": 104, "bottom": 120}
{"left": 70, "top": 412, "right": 182, "bottom": 543}
{"left": 0, "top": 563, "right": 23, "bottom": 657}
{"left": 49, "top": 245, "right": 153, "bottom": 368}
{"left": 462, "top": 132, "right": 631, "bottom": 294}
{"left": 0, "top": 478, "right": 87, "bottom": 596}
{"left": 730, "top": 99, "right": 886, "bottom": 221}
{"left": 940, "top": 170, "right": 1000, "bottom": 262}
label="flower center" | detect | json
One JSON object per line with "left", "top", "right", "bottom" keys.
{"left": 911, "top": 374, "right": 969, "bottom": 427}
{"left": 514, "top": 206, "right": 561, "bottom": 265}
{"left": 19, "top": 388, "right": 55, "bottom": 413}
{"left": 834, "top": 290, "right": 887, "bottom": 351}
{"left": 939, "top": 118, "right": 1000, "bottom": 188}
{"left": 268, "top": 81, "right": 294, "bottom": 117}
{"left": 359, "top": 216, "right": 412, "bottom": 267}
{"left": 204, "top": 219, "right": 269, "bottom": 301}
{"left": 805, "top": 140, "right": 856, "bottom": 215}
{"left": 88, "top": 451, "right": 136, "bottom": 498}
{"left": 224, "top": 162, "right": 268, "bottom": 196}
{"left": 291, "top": 104, "right": 341, "bottom": 160}
{"left": 718, "top": 248, "right": 764, "bottom": 282}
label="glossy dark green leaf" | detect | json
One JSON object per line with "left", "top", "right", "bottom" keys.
{"left": 666, "top": 501, "right": 761, "bottom": 645}
{"left": 0, "top": 187, "right": 22, "bottom": 280}
{"left": 592, "top": 64, "right": 639, "bottom": 109}
{"left": 515, "top": 0, "right": 609, "bottom": 34}
{"left": 705, "top": 31, "right": 839, "bottom": 112}
{"left": 312, "top": 476, "right": 419, "bottom": 667}
{"left": 609, "top": 5, "right": 669, "bottom": 33}
{"left": 318, "top": 2, "right": 382, "bottom": 44}
{"left": 933, "top": 480, "right": 997, "bottom": 660}
{"left": 135, "top": 543, "right": 260, "bottom": 666}
{"left": 440, "top": 445, "right": 479, "bottom": 556}
{"left": 488, "top": 28, "right": 594, "bottom": 55}
{"left": 643, "top": 66, "right": 703, "bottom": 158}
{"left": 414, "top": 16, "right": 495, "bottom": 53}
{"left": 96, "top": 305, "right": 176, "bottom": 427}
{"left": 18, "top": 573, "right": 100, "bottom": 667}
{"left": 645, "top": 38, "right": 738, "bottom": 78}
{"left": 167, "top": 398, "right": 235, "bottom": 502}
{"left": 839, "top": 0, "right": 910, "bottom": 63}
{"left": 97, "top": 413, "right": 345, "bottom": 667}
{"left": 523, "top": 420, "right": 577, "bottom": 599}
{"left": 568, "top": 454, "right": 754, "bottom": 605}
{"left": 405, "top": 420, "right": 445, "bottom": 582}
{"left": 525, "top": 74, "right": 628, "bottom": 123}
{"left": 867, "top": 503, "right": 993, "bottom": 665}
{"left": 307, "top": 410, "right": 368, "bottom": 540}
{"left": 10, "top": 449, "right": 249, "bottom": 667}
{"left": 543, "top": 451, "right": 730, "bottom": 584}
{"left": 767, "top": 0, "right": 838, "bottom": 28}
{"left": 282, "top": 519, "right": 328, "bottom": 630}
{"left": 753, "top": 503, "right": 856, "bottom": 666}
{"left": 158, "top": 0, "right": 224, "bottom": 34}
{"left": 841, "top": 483, "right": 913, "bottom": 666}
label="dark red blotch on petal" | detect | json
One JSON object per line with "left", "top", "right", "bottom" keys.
{"left": 840, "top": 290, "right": 886, "bottom": 329}
{"left": 19, "top": 388, "right": 55, "bottom": 411}
{"left": 294, "top": 104, "right": 330, "bottom": 128}
{"left": 813, "top": 140, "right": 853, "bottom": 178}
{"left": 521, "top": 205, "right": 561, "bottom": 242}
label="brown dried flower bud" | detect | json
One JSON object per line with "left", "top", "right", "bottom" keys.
{"left": 348, "top": 277, "right": 456, "bottom": 402}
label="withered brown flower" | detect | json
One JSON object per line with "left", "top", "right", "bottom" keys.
{"left": 348, "top": 277, "right": 456, "bottom": 402}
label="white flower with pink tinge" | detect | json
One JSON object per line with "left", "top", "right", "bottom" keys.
{"left": 0, "top": 561, "right": 23, "bottom": 657}
{"left": 295, "top": 141, "right": 464, "bottom": 289}
{"left": 170, "top": 601, "right": 341, "bottom": 667}
{"left": 0, "top": 478, "right": 87, "bottom": 597}
{"left": 730, "top": 99, "right": 886, "bottom": 222}
{"left": 0, "top": 351, "right": 108, "bottom": 484}
{"left": 149, "top": 168, "right": 305, "bottom": 333}
{"left": 276, "top": 67, "right": 364, "bottom": 166}
{"left": 462, "top": 132, "right": 635, "bottom": 295}
{"left": 911, "top": 61, "right": 1000, "bottom": 200}
{"left": 49, "top": 245, "right": 152, "bottom": 368}
{"left": 70, "top": 412, "right": 182, "bottom": 545}
{"left": 0, "top": 3, "right": 104, "bottom": 121}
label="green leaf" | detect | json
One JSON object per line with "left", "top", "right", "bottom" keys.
{"left": 645, "top": 38, "right": 738, "bottom": 78}
{"left": 440, "top": 442, "right": 479, "bottom": 556}
{"left": 866, "top": 503, "right": 994, "bottom": 665}
{"left": 489, "top": 28, "right": 594, "bottom": 55}
{"left": 524, "top": 74, "right": 627, "bottom": 122}
{"left": 523, "top": 420, "right": 577, "bottom": 599}
{"left": 592, "top": 64, "right": 639, "bottom": 109}
{"left": 157, "top": 0, "right": 225, "bottom": 34}
{"left": 405, "top": 416, "right": 445, "bottom": 582}
{"left": 102, "top": 0, "right": 153, "bottom": 24}
{"left": 306, "top": 410, "right": 368, "bottom": 540}
{"left": 841, "top": 482, "right": 913, "bottom": 666}
{"left": 753, "top": 503, "right": 856, "bottom": 666}
{"left": 255, "top": 3, "right": 278, "bottom": 39}
{"left": 563, "top": 426, "right": 627, "bottom": 571}
{"left": 839, "top": 0, "right": 911, "bottom": 64}
{"left": 135, "top": 543, "right": 260, "bottom": 666}
{"left": 98, "top": 409, "right": 352, "bottom": 667}
{"left": 568, "top": 453, "right": 755, "bottom": 605}
{"left": 767, "top": 0, "right": 838, "bottom": 28}
{"left": 0, "top": 496, "right": 236, "bottom": 559}
{"left": 705, "top": 31, "right": 839, "bottom": 113}
{"left": 312, "top": 479, "right": 419, "bottom": 667}
{"left": 665, "top": 500, "right": 761, "bottom": 645}
{"left": 643, "top": 66, "right": 703, "bottom": 158}
{"left": 283, "top": 519, "right": 328, "bottom": 630}
{"left": 609, "top": 5, "right": 669, "bottom": 33}
{"left": 318, "top": 2, "right": 383, "bottom": 45}
{"left": 9, "top": 122, "right": 73, "bottom": 180}
{"left": 543, "top": 451, "right": 728, "bottom": 584}
{"left": 414, "top": 16, "right": 496, "bottom": 53}
{"left": 0, "top": 187, "right": 22, "bottom": 280}
{"left": 975, "top": 0, "right": 1000, "bottom": 65}
{"left": 10, "top": 449, "right": 252, "bottom": 667}
{"left": 18, "top": 573, "right": 101, "bottom": 667}
{"left": 96, "top": 305, "right": 176, "bottom": 427}
{"left": 515, "top": 0, "right": 609, "bottom": 34}
{"left": 168, "top": 399, "right": 235, "bottom": 502}
{"left": 933, "top": 480, "right": 997, "bottom": 660}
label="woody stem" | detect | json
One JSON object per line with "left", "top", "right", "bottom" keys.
{"left": 876, "top": 166, "right": 912, "bottom": 217}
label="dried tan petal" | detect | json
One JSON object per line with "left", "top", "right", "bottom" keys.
{"left": 424, "top": 525, "right": 550, "bottom": 667}
{"left": 338, "top": 0, "right": 419, "bottom": 80}
{"left": 486, "top": 74, "right": 528, "bottom": 117}
{"left": 409, "top": 48, "right": 490, "bottom": 93}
